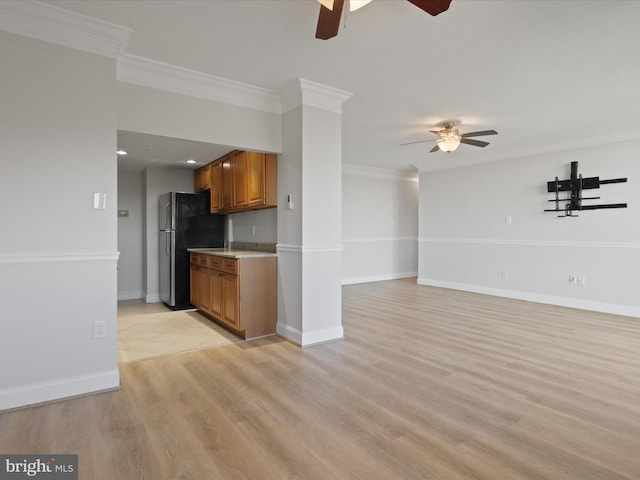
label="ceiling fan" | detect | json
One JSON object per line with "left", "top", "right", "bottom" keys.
{"left": 401, "top": 122, "right": 499, "bottom": 153}
{"left": 315, "top": 0, "right": 452, "bottom": 40}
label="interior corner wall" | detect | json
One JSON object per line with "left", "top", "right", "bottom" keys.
{"left": 117, "top": 168, "right": 144, "bottom": 300}
{"left": 276, "top": 105, "right": 304, "bottom": 341}
{"left": 418, "top": 139, "right": 640, "bottom": 317}
{"left": 0, "top": 31, "right": 120, "bottom": 410}
{"left": 342, "top": 171, "right": 419, "bottom": 284}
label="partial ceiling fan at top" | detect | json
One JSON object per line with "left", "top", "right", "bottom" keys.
{"left": 317, "top": 0, "right": 372, "bottom": 11}
{"left": 315, "top": 0, "right": 452, "bottom": 40}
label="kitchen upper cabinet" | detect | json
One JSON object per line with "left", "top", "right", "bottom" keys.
{"left": 194, "top": 164, "right": 211, "bottom": 192}
{"left": 231, "top": 151, "right": 249, "bottom": 209}
{"left": 232, "top": 151, "right": 277, "bottom": 209}
{"left": 209, "top": 160, "right": 223, "bottom": 213}
{"left": 195, "top": 150, "right": 277, "bottom": 214}
{"left": 221, "top": 153, "right": 234, "bottom": 212}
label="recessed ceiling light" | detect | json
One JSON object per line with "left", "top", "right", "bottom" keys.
{"left": 116, "top": 150, "right": 127, "bottom": 155}
{"left": 186, "top": 159, "right": 196, "bottom": 164}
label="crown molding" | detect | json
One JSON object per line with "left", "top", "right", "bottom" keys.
{"left": 117, "top": 53, "right": 282, "bottom": 114}
{"left": 0, "top": 0, "right": 131, "bottom": 58}
{"left": 418, "top": 237, "right": 640, "bottom": 249}
{"left": 280, "top": 78, "right": 353, "bottom": 114}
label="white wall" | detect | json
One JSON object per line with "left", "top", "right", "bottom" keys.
{"left": 229, "top": 209, "right": 277, "bottom": 244}
{"left": 418, "top": 139, "right": 640, "bottom": 317}
{"left": 117, "top": 83, "right": 281, "bottom": 154}
{"left": 142, "top": 167, "right": 194, "bottom": 302}
{"left": 117, "top": 168, "right": 144, "bottom": 300}
{"left": 0, "top": 32, "right": 120, "bottom": 409}
{"left": 342, "top": 165, "right": 419, "bottom": 284}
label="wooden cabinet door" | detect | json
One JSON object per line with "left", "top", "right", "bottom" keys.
{"left": 246, "top": 151, "right": 266, "bottom": 207}
{"left": 232, "top": 151, "right": 249, "bottom": 208}
{"left": 201, "top": 164, "right": 212, "bottom": 190}
{"left": 209, "top": 270, "right": 224, "bottom": 319}
{"left": 190, "top": 266, "right": 200, "bottom": 307}
{"left": 221, "top": 153, "right": 233, "bottom": 210}
{"left": 193, "top": 168, "right": 204, "bottom": 192}
{"left": 197, "top": 268, "right": 211, "bottom": 314}
{"left": 210, "top": 161, "right": 223, "bottom": 213}
{"left": 222, "top": 274, "right": 239, "bottom": 329}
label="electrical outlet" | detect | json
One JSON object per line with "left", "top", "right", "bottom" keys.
{"left": 578, "top": 276, "right": 586, "bottom": 286}
{"left": 569, "top": 275, "right": 578, "bottom": 285}
{"left": 502, "top": 269, "right": 509, "bottom": 278}
{"left": 94, "top": 321, "right": 106, "bottom": 338}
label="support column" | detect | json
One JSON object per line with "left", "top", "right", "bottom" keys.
{"left": 277, "top": 78, "right": 352, "bottom": 346}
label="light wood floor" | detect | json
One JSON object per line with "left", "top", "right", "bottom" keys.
{"left": 117, "top": 300, "right": 241, "bottom": 363}
{"left": 1, "top": 279, "right": 640, "bottom": 479}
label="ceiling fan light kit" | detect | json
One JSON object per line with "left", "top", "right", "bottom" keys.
{"left": 315, "top": 0, "right": 452, "bottom": 40}
{"left": 316, "top": 0, "right": 372, "bottom": 12}
{"left": 436, "top": 123, "right": 461, "bottom": 152}
{"left": 401, "top": 121, "right": 498, "bottom": 154}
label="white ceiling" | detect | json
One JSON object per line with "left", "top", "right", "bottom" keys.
{"left": 52, "top": 0, "right": 640, "bottom": 173}
{"left": 116, "top": 130, "right": 233, "bottom": 171}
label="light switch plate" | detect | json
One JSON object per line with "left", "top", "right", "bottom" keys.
{"left": 93, "top": 192, "right": 106, "bottom": 210}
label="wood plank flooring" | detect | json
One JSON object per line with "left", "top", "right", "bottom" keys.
{"left": 2, "top": 278, "right": 640, "bottom": 479}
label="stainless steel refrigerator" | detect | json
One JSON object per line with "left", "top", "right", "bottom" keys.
{"left": 159, "top": 192, "right": 225, "bottom": 310}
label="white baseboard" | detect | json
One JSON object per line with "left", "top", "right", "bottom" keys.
{"left": 417, "top": 277, "right": 640, "bottom": 318}
{"left": 276, "top": 323, "right": 302, "bottom": 346}
{"left": 276, "top": 323, "right": 345, "bottom": 347}
{"left": 145, "top": 293, "right": 161, "bottom": 303}
{"left": 301, "top": 327, "right": 345, "bottom": 347}
{"left": 0, "top": 369, "right": 120, "bottom": 411}
{"left": 342, "top": 271, "right": 417, "bottom": 285}
{"left": 117, "top": 290, "right": 142, "bottom": 301}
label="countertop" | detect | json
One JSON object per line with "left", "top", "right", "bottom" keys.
{"left": 188, "top": 248, "right": 277, "bottom": 259}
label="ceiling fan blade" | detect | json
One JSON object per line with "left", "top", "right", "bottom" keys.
{"left": 316, "top": 0, "right": 344, "bottom": 40}
{"left": 400, "top": 139, "right": 436, "bottom": 146}
{"left": 428, "top": 130, "right": 441, "bottom": 134}
{"left": 460, "top": 138, "right": 490, "bottom": 148}
{"left": 460, "top": 129, "right": 498, "bottom": 138}
{"left": 429, "top": 144, "right": 441, "bottom": 153}
{"left": 406, "top": 0, "right": 452, "bottom": 16}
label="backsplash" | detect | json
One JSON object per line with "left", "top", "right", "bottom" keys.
{"left": 230, "top": 242, "right": 277, "bottom": 253}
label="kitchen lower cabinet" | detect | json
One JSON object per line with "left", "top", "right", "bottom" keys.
{"left": 189, "top": 252, "right": 276, "bottom": 339}
{"left": 209, "top": 270, "right": 224, "bottom": 319}
{"left": 221, "top": 273, "right": 239, "bottom": 329}
{"left": 190, "top": 264, "right": 211, "bottom": 312}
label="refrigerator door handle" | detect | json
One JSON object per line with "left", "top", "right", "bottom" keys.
{"left": 165, "top": 230, "right": 171, "bottom": 257}
{"left": 169, "top": 230, "right": 176, "bottom": 306}
{"left": 164, "top": 201, "right": 172, "bottom": 231}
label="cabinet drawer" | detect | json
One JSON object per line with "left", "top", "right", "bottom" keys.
{"left": 209, "top": 256, "right": 223, "bottom": 271}
{"left": 223, "top": 258, "right": 238, "bottom": 274}
{"left": 190, "top": 253, "right": 201, "bottom": 265}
